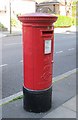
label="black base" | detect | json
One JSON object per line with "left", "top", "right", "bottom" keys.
{"left": 23, "top": 86, "right": 52, "bottom": 113}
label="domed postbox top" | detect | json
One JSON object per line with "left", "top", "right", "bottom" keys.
{"left": 18, "top": 13, "right": 58, "bottom": 24}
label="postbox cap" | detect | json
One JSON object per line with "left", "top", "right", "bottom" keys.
{"left": 18, "top": 12, "right": 58, "bottom": 24}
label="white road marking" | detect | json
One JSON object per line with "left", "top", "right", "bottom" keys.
{"left": 66, "top": 32, "right": 70, "bottom": 34}
{"left": 4, "top": 43, "right": 22, "bottom": 46}
{"left": 68, "top": 48, "right": 75, "bottom": 51}
{"left": 0, "top": 68, "right": 77, "bottom": 106}
{"left": 56, "top": 51, "right": 63, "bottom": 54}
{"left": 55, "top": 48, "right": 75, "bottom": 54}
{"left": 0, "top": 34, "right": 6, "bottom": 38}
{"left": 0, "top": 64, "right": 8, "bottom": 68}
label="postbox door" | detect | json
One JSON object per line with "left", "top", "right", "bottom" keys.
{"left": 33, "top": 28, "right": 54, "bottom": 90}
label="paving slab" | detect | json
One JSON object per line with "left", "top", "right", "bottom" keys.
{"left": 43, "top": 104, "right": 76, "bottom": 118}
{"left": 0, "top": 107, "right": 2, "bottom": 120}
{"left": 63, "top": 96, "right": 76, "bottom": 112}
{"left": 43, "top": 96, "right": 76, "bottom": 118}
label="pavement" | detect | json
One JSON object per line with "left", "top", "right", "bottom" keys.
{"left": 54, "top": 25, "right": 76, "bottom": 33}
{"left": 1, "top": 72, "right": 76, "bottom": 119}
{"left": 43, "top": 96, "right": 76, "bottom": 118}
{"left": 0, "top": 25, "right": 76, "bottom": 38}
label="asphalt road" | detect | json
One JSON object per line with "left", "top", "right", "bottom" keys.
{"left": 1, "top": 32, "right": 76, "bottom": 98}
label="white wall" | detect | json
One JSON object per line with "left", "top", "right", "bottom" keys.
{"left": 0, "top": 0, "right": 36, "bottom": 31}
{"left": 12, "top": 0, "right": 36, "bottom": 14}
{"left": 59, "top": 5, "right": 66, "bottom": 16}
{"left": 0, "top": 0, "right": 10, "bottom": 30}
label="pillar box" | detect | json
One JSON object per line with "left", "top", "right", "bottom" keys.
{"left": 18, "top": 13, "right": 57, "bottom": 113}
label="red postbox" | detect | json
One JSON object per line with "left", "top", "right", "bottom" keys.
{"left": 18, "top": 13, "right": 57, "bottom": 113}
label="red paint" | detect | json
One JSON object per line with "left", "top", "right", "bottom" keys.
{"left": 18, "top": 13, "right": 57, "bottom": 90}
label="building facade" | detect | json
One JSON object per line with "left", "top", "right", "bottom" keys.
{"left": 36, "top": 0, "right": 72, "bottom": 16}
{"left": 0, "top": 0, "right": 36, "bottom": 30}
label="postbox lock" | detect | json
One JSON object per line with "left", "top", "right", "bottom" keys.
{"left": 47, "top": 26, "right": 51, "bottom": 30}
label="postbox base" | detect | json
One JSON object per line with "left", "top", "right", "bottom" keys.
{"left": 23, "top": 86, "right": 52, "bottom": 113}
